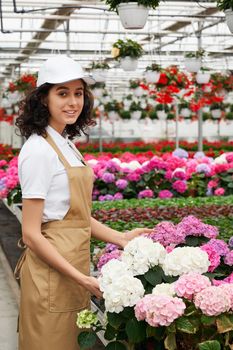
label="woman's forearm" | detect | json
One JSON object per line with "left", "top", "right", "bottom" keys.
{"left": 90, "top": 216, "right": 125, "bottom": 247}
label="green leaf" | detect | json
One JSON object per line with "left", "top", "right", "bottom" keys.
{"left": 105, "top": 341, "right": 127, "bottom": 350}
{"left": 104, "top": 324, "right": 117, "bottom": 341}
{"left": 120, "top": 307, "right": 135, "bottom": 319}
{"left": 144, "top": 266, "right": 163, "bottom": 286}
{"left": 216, "top": 314, "right": 233, "bottom": 333}
{"left": 77, "top": 331, "right": 97, "bottom": 349}
{"left": 185, "top": 236, "right": 199, "bottom": 246}
{"left": 107, "top": 312, "right": 123, "bottom": 329}
{"left": 164, "top": 333, "right": 177, "bottom": 350}
{"left": 201, "top": 315, "right": 216, "bottom": 325}
{"left": 198, "top": 340, "right": 221, "bottom": 350}
{"left": 146, "top": 325, "right": 165, "bottom": 340}
{"left": 125, "top": 319, "right": 146, "bottom": 343}
{"left": 176, "top": 317, "right": 197, "bottom": 334}
{"left": 185, "top": 304, "right": 197, "bottom": 317}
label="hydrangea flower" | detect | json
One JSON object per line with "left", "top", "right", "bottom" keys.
{"left": 172, "top": 180, "right": 187, "bottom": 193}
{"left": 135, "top": 294, "right": 186, "bottom": 327}
{"left": 97, "top": 249, "right": 122, "bottom": 271}
{"left": 214, "top": 187, "right": 225, "bottom": 196}
{"left": 172, "top": 148, "right": 189, "bottom": 159}
{"left": 200, "top": 244, "right": 221, "bottom": 272}
{"left": 207, "top": 239, "right": 230, "bottom": 256}
{"left": 121, "top": 237, "right": 166, "bottom": 276}
{"left": 76, "top": 310, "right": 98, "bottom": 329}
{"left": 115, "top": 179, "right": 128, "bottom": 190}
{"left": 137, "top": 189, "right": 154, "bottom": 199}
{"left": 174, "top": 272, "right": 211, "bottom": 300}
{"left": 194, "top": 286, "right": 231, "bottom": 316}
{"left": 224, "top": 251, "right": 233, "bottom": 266}
{"left": 158, "top": 190, "right": 173, "bottom": 199}
{"left": 150, "top": 221, "right": 185, "bottom": 247}
{"left": 152, "top": 283, "right": 176, "bottom": 297}
{"left": 101, "top": 172, "right": 115, "bottom": 183}
{"left": 162, "top": 247, "right": 210, "bottom": 276}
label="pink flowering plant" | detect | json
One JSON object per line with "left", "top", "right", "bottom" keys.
{"left": 77, "top": 218, "right": 233, "bottom": 350}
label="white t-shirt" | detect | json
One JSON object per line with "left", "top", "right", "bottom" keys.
{"left": 18, "top": 125, "right": 85, "bottom": 222}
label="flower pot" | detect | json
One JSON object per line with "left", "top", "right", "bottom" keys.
{"left": 180, "top": 108, "right": 191, "bottom": 118}
{"left": 144, "top": 70, "right": 160, "bottom": 83}
{"left": 108, "top": 111, "right": 119, "bottom": 121}
{"left": 196, "top": 72, "right": 211, "bottom": 84}
{"left": 131, "top": 111, "right": 141, "bottom": 120}
{"left": 211, "top": 109, "right": 222, "bottom": 119}
{"left": 151, "top": 119, "right": 158, "bottom": 124}
{"left": 184, "top": 58, "right": 201, "bottom": 73}
{"left": 202, "top": 106, "right": 210, "bottom": 113}
{"left": 157, "top": 111, "right": 167, "bottom": 120}
{"left": 225, "top": 9, "right": 233, "bottom": 34}
{"left": 122, "top": 118, "right": 131, "bottom": 123}
{"left": 92, "top": 69, "right": 108, "bottom": 82}
{"left": 117, "top": 2, "right": 149, "bottom": 29}
{"left": 121, "top": 57, "right": 138, "bottom": 71}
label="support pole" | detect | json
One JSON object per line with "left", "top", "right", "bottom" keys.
{"left": 175, "top": 100, "right": 179, "bottom": 149}
{"left": 99, "top": 113, "right": 103, "bottom": 153}
{"left": 65, "top": 19, "right": 70, "bottom": 56}
{"left": 198, "top": 108, "right": 203, "bottom": 152}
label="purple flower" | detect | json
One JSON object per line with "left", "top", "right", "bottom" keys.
{"left": 97, "top": 250, "right": 122, "bottom": 270}
{"left": 224, "top": 251, "right": 233, "bottom": 266}
{"left": 177, "top": 215, "right": 218, "bottom": 239}
{"left": 106, "top": 160, "right": 120, "bottom": 172}
{"left": 194, "top": 152, "right": 205, "bottom": 159}
{"left": 196, "top": 163, "right": 211, "bottom": 175}
{"left": 101, "top": 172, "right": 115, "bottom": 183}
{"left": 172, "top": 148, "right": 189, "bottom": 159}
{"left": 113, "top": 192, "right": 123, "bottom": 200}
{"left": 115, "top": 179, "right": 128, "bottom": 190}
{"left": 138, "top": 189, "right": 154, "bottom": 199}
{"left": 105, "top": 243, "right": 119, "bottom": 253}
{"left": 150, "top": 221, "right": 185, "bottom": 247}
{"left": 98, "top": 194, "right": 114, "bottom": 201}
{"left": 207, "top": 239, "right": 230, "bottom": 256}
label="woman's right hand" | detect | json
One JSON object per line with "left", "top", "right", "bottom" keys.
{"left": 82, "top": 276, "right": 103, "bottom": 299}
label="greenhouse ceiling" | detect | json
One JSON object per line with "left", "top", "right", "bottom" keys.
{"left": 0, "top": 0, "right": 232, "bottom": 88}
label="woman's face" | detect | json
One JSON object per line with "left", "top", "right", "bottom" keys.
{"left": 47, "top": 79, "right": 84, "bottom": 134}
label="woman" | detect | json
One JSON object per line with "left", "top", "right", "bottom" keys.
{"left": 15, "top": 55, "right": 151, "bottom": 350}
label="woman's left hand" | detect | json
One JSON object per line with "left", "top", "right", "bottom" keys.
{"left": 121, "top": 227, "right": 153, "bottom": 248}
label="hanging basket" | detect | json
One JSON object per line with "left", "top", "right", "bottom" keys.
{"left": 144, "top": 71, "right": 160, "bottom": 83}
{"left": 131, "top": 111, "right": 141, "bottom": 120}
{"left": 184, "top": 58, "right": 201, "bottom": 73}
{"left": 120, "top": 57, "right": 138, "bottom": 71}
{"left": 157, "top": 111, "right": 167, "bottom": 120}
{"left": 117, "top": 2, "right": 149, "bottom": 29}
{"left": 225, "top": 9, "right": 233, "bottom": 33}
{"left": 196, "top": 72, "right": 211, "bottom": 84}
{"left": 92, "top": 69, "right": 108, "bottom": 82}
{"left": 211, "top": 109, "right": 222, "bottom": 119}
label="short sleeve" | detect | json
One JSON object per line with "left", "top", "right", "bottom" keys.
{"left": 18, "top": 144, "right": 56, "bottom": 199}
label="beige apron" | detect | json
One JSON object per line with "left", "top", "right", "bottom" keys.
{"left": 15, "top": 133, "right": 94, "bottom": 350}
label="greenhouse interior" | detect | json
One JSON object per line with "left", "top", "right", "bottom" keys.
{"left": 0, "top": 1, "right": 233, "bottom": 350}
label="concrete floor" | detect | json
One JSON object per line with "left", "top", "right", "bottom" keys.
{"left": 0, "top": 249, "right": 18, "bottom": 350}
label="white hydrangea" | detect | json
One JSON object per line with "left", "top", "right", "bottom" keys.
{"left": 99, "top": 259, "right": 131, "bottom": 289}
{"left": 121, "top": 236, "right": 166, "bottom": 275}
{"left": 162, "top": 247, "right": 210, "bottom": 276}
{"left": 120, "top": 160, "right": 141, "bottom": 170}
{"left": 111, "top": 157, "right": 121, "bottom": 165}
{"left": 214, "top": 153, "right": 227, "bottom": 164}
{"left": 101, "top": 274, "right": 145, "bottom": 313}
{"left": 86, "top": 159, "right": 98, "bottom": 166}
{"left": 152, "top": 283, "right": 176, "bottom": 297}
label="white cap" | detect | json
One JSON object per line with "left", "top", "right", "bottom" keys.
{"left": 36, "top": 55, "right": 95, "bottom": 87}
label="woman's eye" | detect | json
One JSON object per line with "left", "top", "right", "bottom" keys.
{"left": 59, "top": 91, "right": 67, "bottom": 96}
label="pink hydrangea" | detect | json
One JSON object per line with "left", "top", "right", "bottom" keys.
{"left": 208, "top": 239, "right": 230, "bottom": 256}
{"left": 97, "top": 251, "right": 122, "bottom": 270}
{"left": 115, "top": 179, "right": 128, "bottom": 190}
{"left": 213, "top": 272, "right": 233, "bottom": 286}
{"left": 200, "top": 244, "right": 221, "bottom": 272}
{"left": 194, "top": 286, "right": 231, "bottom": 316}
{"left": 127, "top": 172, "right": 141, "bottom": 182}
{"left": 177, "top": 216, "right": 218, "bottom": 239}
{"left": 207, "top": 180, "right": 218, "bottom": 189}
{"left": 101, "top": 172, "right": 115, "bottom": 183}
{"left": 0, "top": 160, "right": 7, "bottom": 167}
{"left": 224, "top": 251, "right": 233, "bottom": 266}
{"left": 150, "top": 221, "right": 185, "bottom": 247}
{"left": 158, "top": 190, "right": 173, "bottom": 199}
{"left": 226, "top": 153, "right": 233, "bottom": 163}
{"left": 172, "top": 180, "right": 187, "bottom": 193}
{"left": 214, "top": 187, "right": 225, "bottom": 196}
{"left": 135, "top": 294, "right": 185, "bottom": 327}
{"left": 218, "top": 284, "right": 233, "bottom": 309}
{"left": 113, "top": 192, "right": 124, "bottom": 200}
{"left": 174, "top": 272, "right": 211, "bottom": 300}
{"left": 138, "top": 189, "right": 154, "bottom": 199}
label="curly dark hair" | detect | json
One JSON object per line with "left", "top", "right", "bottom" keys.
{"left": 15, "top": 81, "right": 96, "bottom": 139}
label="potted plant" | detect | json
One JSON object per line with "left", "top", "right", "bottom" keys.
{"left": 156, "top": 103, "right": 169, "bottom": 120}
{"left": 148, "top": 110, "right": 158, "bottom": 123}
{"left": 210, "top": 102, "right": 224, "bottom": 119}
{"left": 112, "top": 38, "right": 144, "bottom": 71}
{"left": 105, "top": 100, "right": 121, "bottom": 121}
{"left": 129, "top": 79, "right": 145, "bottom": 97}
{"left": 178, "top": 101, "right": 191, "bottom": 118}
{"left": 196, "top": 67, "right": 211, "bottom": 85}
{"left": 90, "top": 61, "right": 110, "bottom": 82}
{"left": 119, "top": 109, "right": 131, "bottom": 122}
{"left": 184, "top": 49, "right": 205, "bottom": 73}
{"left": 129, "top": 101, "right": 142, "bottom": 120}
{"left": 144, "top": 63, "right": 161, "bottom": 83}
{"left": 217, "top": 0, "right": 233, "bottom": 33}
{"left": 102, "top": 0, "right": 160, "bottom": 29}
{"left": 91, "top": 82, "right": 105, "bottom": 98}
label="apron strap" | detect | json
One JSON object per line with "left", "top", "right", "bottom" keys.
{"left": 44, "top": 133, "right": 71, "bottom": 169}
